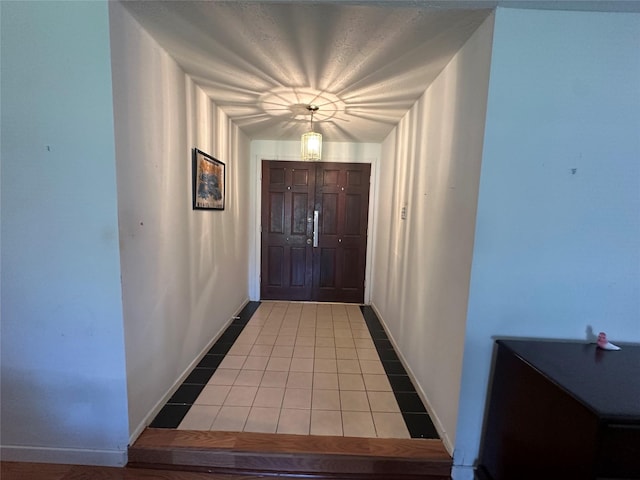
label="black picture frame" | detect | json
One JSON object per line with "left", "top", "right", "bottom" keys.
{"left": 192, "top": 148, "right": 225, "bottom": 210}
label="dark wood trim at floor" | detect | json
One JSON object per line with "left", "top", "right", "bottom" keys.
{"left": 2, "top": 460, "right": 460, "bottom": 480}
{"left": 0, "top": 461, "right": 272, "bottom": 479}
{"left": 128, "top": 429, "right": 451, "bottom": 479}
{"left": 1, "top": 461, "right": 465, "bottom": 480}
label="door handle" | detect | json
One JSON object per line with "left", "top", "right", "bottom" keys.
{"left": 313, "top": 210, "right": 319, "bottom": 247}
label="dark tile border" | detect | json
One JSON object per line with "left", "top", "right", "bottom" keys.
{"left": 208, "top": 342, "right": 234, "bottom": 355}
{"left": 149, "top": 404, "right": 191, "bottom": 429}
{"left": 360, "top": 305, "right": 439, "bottom": 439}
{"left": 184, "top": 367, "right": 217, "bottom": 385}
{"left": 388, "top": 374, "right": 416, "bottom": 392}
{"left": 383, "top": 360, "right": 408, "bottom": 375}
{"left": 403, "top": 412, "right": 439, "bottom": 439}
{"left": 149, "top": 301, "right": 261, "bottom": 428}
{"left": 197, "top": 354, "right": 225, "bottom": 369}
{"left": 167, "top": 384, "right": 205, "bottom": 404}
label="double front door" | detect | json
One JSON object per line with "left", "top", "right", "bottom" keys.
{"left": 260, "top": 161, "right": 371, "bottom": 303}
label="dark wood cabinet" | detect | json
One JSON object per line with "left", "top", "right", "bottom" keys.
{"left": 478, "top": 340, "right": 640, "bottom": 480}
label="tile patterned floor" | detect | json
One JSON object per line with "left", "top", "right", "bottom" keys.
{"left": 150, "top": 302, "right": 438, "bottom": 439}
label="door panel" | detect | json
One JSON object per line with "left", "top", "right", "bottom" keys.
{"left": 341, "top": 246, "right": 360, "bottom": 288}
{"left": 313, "top": 163, "right": 371, "bottom": 303}
{"left": 261, "top": 161, "right": 370, "bottom": 303}
{"left": 318, "top": 248, "right": 336, "bottom": 287}
{"left": 321, "top": 193, "right": 338, "bottom": 234}
{"left": 261, "top": 162, "right": 315, "bottom": 300}
{"left": 345, "top": 194, "right": 362, "bottom": 235}
{"left": 268, "top": 192, "right": 285, "bottom": 233}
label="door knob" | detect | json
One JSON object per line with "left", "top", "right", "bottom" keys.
{"left": 306, "top": 238, "right": 312, "bottom": 245}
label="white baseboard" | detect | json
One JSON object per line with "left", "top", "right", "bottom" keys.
{"left": 128, "top": 297, "right": 251, "bottom": 445}
{"left": 369, "top": 302, "right": 454, "bottom": 455}
{"left": 451, "top": 464, "right": 475, "bottom": 480}
{"left": 0, "top": 445, "right": 127, "bottom": 467}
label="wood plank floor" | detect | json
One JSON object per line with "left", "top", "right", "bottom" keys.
{"left": 128, "top": 428, "right": 452, "bottom": 479}
{"left": 2, "top": 430, "right": 452, "bottom": 480}
{"left": 0, "top": 461, "right": 271, "bottom": 480}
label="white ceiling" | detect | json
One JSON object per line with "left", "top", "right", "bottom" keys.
{"left": 121, "top": 0, "right": 640, "bottom": 143}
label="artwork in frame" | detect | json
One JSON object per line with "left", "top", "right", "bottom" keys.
{"left": 192, "top": 148, "right": 225, "bottom": 210}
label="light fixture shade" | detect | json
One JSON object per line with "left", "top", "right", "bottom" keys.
{"left": 301, "top": 131, "right": 322, "bottom": 161}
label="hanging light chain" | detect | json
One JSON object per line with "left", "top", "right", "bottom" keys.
{"left": 308, "top": 105, "right": 318, "bottom": 132}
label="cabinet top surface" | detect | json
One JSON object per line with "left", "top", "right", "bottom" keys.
{"left": 498, "top": 339, "right": 640, "bottom": 420}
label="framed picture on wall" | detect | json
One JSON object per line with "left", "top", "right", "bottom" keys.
{"left": 192, "top": 148, "right": 225, "bottom": 210}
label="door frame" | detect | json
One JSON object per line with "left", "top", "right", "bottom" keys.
{"left": 250, "top": 154, "right": 379, "bottom": 304}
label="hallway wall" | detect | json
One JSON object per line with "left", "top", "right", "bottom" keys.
{"left": 109, "top": 2, "right": 252, "bottom": 441}
{"left": 454, "top": 8, "right": 640, "bottom": 479}
{"left": 1, "top": 1, "right": 129, "bottom": 465}
{"left": 370, "top": 15, "right": 494, "bottom": 454}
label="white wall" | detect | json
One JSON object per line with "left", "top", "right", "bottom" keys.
{"left": 1, "top": 1, "right": 129, "bottom": 466}
{"left": 370, "top": 16, "right": 495, "bottom": 454}
{"left": 109, "top": 1, "right": 251, "bottom": 441}
{"left": 248, "top": 140, "right": 381, "bottom": 302}
{"left": 454, "top": 8, "right": 640, "bottom": 479}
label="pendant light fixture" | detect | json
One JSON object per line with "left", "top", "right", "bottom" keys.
{"left": 301, "top": 105, "right": 322, "bottom": 161}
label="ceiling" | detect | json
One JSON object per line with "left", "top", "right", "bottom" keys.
{"left": 121, "top": 1, "right": 640, "bottom": 143}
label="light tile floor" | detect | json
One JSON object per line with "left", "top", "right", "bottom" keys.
{"left": 177, "top": 302, "right": 410, "bottom": 438}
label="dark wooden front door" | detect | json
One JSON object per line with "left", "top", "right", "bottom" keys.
{"left": 261, "top": 161, "right": 371, "bottom": 303}
{"left": 261, "top": 162, "right": 316, "bottom": 301}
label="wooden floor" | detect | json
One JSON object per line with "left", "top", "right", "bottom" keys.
{"left": 2, "top": 429, "right": 452, "bottom": 479}
{"left": 0, "top": 461, "right": 272, "bottom": 479}
{"left": 127, "top": 428, "right": 451, "bottom": 479}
